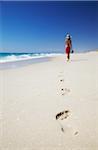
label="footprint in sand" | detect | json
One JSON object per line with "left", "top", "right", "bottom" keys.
{"left": 59, "top": 78, "right": 70, "bottom": 95}
{"left": 56, "top": 111, "right": 79, "bottom": 135}
{"left": 60, "top": 79, "right": 64, "bottom": 82}
{"left": 61, "top": 88, "right": 70, "bottom": 96}
{"left": 56, "top": 110, "right": 70, "bottom": 120}
{"left": 56, "top": 110, "right": 70, "bottom": 133}
{"left": 61, "top": 127, "right": 65, "bottom": 132}
{"left": 74, "top": 131, "right": 78, "bottom": 135}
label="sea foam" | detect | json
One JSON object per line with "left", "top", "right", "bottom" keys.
{"left": 0, "top": 53, "right": 62, "bottom": 63}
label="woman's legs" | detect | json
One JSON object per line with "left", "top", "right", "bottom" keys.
{"left": 67, "top": 52, "right": 70, "bottom": 60}
{"left": 66, "top": 47, "right": 70, "bottom": 61}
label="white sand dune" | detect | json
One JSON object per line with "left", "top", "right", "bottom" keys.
{"left": 0, "top": 52, "right": 98, "bottom": 150}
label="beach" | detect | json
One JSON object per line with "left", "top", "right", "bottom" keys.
{"left": 0, "top": 52, "right": 98, "bottom": 150}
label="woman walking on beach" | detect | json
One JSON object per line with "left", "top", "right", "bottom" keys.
{"left": 65, "top": 33, "right": 72, "bottom": 61}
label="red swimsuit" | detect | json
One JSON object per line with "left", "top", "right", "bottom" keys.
{"left": 66, "top": 46, "right": 70, "bottom": 54}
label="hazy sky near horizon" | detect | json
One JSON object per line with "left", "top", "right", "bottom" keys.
{"left": 0, "top": 1, "right": 98, "bottom": 53}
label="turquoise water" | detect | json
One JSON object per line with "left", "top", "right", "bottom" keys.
{"left": 0, "top": 53, "right": 46, "bottom": 63}
{"left": 0, "top": 52, "right": 62, "bottom": 69}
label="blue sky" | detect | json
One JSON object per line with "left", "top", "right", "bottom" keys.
{"left": 0, "top": 1, "right": 98, "bottom": 53}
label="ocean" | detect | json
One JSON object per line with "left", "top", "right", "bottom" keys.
{"left": 0, "top": 52, "right": 62, "bottom": 69}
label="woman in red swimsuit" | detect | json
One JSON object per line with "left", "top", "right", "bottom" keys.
{"left": 65, "top": 34, "right": 72, "bottom": 61}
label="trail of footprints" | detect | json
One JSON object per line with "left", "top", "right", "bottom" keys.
{"left": 55, "top": 71, "right": 78, "bottom": 135}
{"left": 59, "top": 73, "right": 70, "bottom": 96}
{"left": 55, "top": 71, "right": 70, "bottom": 131}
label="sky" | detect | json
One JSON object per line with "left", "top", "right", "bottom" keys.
{"left": 0, "top": 1, "right": 98, "bottom": 53}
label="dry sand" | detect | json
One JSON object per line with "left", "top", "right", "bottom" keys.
{"left": 0, "top": 52, "right": 98, "bottom": 150}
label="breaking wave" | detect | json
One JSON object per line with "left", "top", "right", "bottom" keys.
{"left": 0, "top": 53, "right": 62, "bottom": 63}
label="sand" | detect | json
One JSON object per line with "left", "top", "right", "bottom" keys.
{"left": 0, "top": 52, "right": 98, "bottom": 150}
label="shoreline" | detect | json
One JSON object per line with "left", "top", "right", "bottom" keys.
{"left": 0, "top": 56, "right": 52, "bottom": 70}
